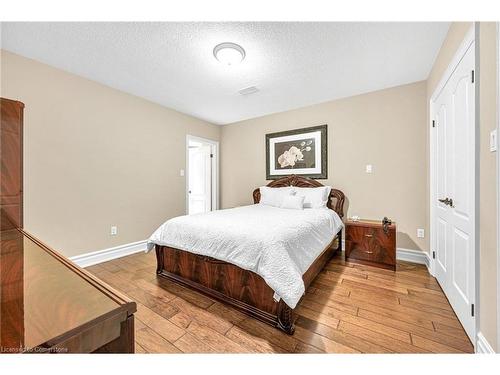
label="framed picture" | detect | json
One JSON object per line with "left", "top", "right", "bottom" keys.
{"left": 265, "top": 124, "right": 327, "bottom": 180}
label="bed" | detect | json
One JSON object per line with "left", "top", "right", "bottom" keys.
{"left": 148, "top": 175, "right": 345, "bottom": 334}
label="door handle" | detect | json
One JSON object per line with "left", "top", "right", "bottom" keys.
{"left": 438, "top": 197, "right": 454, "bottom": 207}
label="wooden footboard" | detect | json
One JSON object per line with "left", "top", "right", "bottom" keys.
{"left": 155, "top": 231, "right": 341, "bottom": 335}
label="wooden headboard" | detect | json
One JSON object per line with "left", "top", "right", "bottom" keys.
{"left": 252, "top": 175, "right": 345, "bottom": 219}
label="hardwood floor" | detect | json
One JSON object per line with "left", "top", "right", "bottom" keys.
{"left": 86, "top": 251, "right": 474, "bottom": 354}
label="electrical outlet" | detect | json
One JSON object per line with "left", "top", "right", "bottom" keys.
{"left": 110, "top": 226, "right": 117, "bottom": 236}
{"left": 366, "top": 164, "right": 373, "bottom": 174}
{"left": 180, "top": 169, "right": 185, "bottom": 176}
{"left": 417, "top": 228, "right": 425, "bottom": 238}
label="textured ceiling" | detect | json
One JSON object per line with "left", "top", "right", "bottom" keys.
{"left": 1, "top": 22, "right": 449, "bottom": 124}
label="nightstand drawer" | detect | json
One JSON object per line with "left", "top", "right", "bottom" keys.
{"left": 345, "top": 220, "right": 396, "bottom": 270}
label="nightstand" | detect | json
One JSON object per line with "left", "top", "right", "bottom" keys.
{"left": 345, "top": 219, "right": 396, "bottom": 270}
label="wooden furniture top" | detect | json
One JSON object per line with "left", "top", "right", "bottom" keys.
{"left": 0, "top": 228, "right": 136, "bottom": 352}
{"left": 252, "top": 175, "right": 345, "bottom": 219}
{"left": 346, "top": 219, "right": 396, "bottom": 229}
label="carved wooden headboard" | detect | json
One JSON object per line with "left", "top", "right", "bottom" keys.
{"left": 252, "top": 175, "right": 345, "bottom": 219}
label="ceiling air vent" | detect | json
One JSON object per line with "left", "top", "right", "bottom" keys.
{"left": 238, "top": 86, "right": 259, "bottom": 96}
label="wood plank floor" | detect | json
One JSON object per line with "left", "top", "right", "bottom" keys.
{"left": 86, "top": 251, "right": 474, "bottom": 354}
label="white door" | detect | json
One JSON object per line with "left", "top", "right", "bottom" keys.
{"left": 432, "top": 40, "right": 475, "bottom": 341}
{"left": 188, "top": 142, "right": 212, "bottom": 215}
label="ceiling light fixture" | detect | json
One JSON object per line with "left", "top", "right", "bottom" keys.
{"left": 213, "top": 42, "right": 245, "bottom": 66}
{"left": 238, "top": 86, "right": 259, "bottom": 96}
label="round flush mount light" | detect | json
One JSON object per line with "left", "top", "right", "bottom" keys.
{"left": 213, "top": 42, "right": 246, "bottom": 66}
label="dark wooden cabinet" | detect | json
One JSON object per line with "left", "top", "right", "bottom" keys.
{"left": 1, "top": 229, "right": 137, "bottom": 353}
{"left": 345, "top": 219, "right": 396, "bottom": 270}
{"left": 0, "top": 97, "right": 136, "bottom": 353}
{"left": 1, "top": 98, "right": 23, "bottom": 231}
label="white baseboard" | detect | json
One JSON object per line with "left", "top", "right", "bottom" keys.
{"left": 396, "top": 248, "right": 431, "bottom": 268}
{"left": 72, "top": 240, "right": 429, "bottom": 269}
{"left": 70, "top": 240, "right": 148, "bottom": 268}
{"left": 476, "top": 332, "right": 496, "bottom": 353}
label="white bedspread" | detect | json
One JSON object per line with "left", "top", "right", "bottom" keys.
{"left": 146, "top": 204, "right": 343, "bottom": 308}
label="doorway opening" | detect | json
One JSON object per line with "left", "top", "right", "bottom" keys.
{"left": 186, "top": 135, "right": 218, "bottom": 215}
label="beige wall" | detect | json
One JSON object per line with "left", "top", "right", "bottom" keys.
{"left": 427, "top": 23, "right": 474, "bottom": 96}
{"left": 478, "top": 22, "right": 498, "bottom": 352}
{"left": 221, "top": 81, "right": 428, "bottom": 252}
{"left": 0, "top": 50, "right": 220, "bottom": 257}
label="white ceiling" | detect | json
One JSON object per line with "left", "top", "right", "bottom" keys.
{"left": 1, "top": 22, "right": 449, "bottom": 125}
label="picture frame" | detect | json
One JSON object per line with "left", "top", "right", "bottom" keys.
{"left": 265, "top": 124, "right": 327, "bottom": 180}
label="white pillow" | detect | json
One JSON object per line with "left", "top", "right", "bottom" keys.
{"left": 293, "top": 186, "right": 331, "bottom": 208}
{"left": 280, "top": 195, "right": 305, "bottom": 210}
{"left": 259, "top": 186, "right": 294, "bottom": 207}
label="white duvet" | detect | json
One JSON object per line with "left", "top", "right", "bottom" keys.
{"left": 146, "top": 204, "right": 343, "bottom": 308}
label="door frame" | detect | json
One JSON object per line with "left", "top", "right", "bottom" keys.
{"left": 185, "top": 134, "right": 219, "bottom": 214}
{"left": 429, "top": 24, "right": 479, "bottom": 346}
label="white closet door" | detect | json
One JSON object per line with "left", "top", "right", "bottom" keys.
{"left": 432, "top": 41, "right": 475, "bottom": 341}
{"left": 434, "top": 84, "right": 450, "bottom": 287}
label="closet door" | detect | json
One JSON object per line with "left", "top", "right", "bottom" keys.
{"left": 433, "top": 82, "right": 450, "bottom": 288}
{"left": 431, "top": 41, "right": 475, "bottom": 341}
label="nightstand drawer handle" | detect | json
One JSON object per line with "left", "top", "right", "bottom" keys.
{"left": 364, "top": 234, "right": 373, "bottom": 238}
{"left": 361, "top": 249, "right": 374, "bottom": 254}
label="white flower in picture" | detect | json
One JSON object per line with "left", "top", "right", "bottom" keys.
{"left": 288, "top": 146, "right": 304, "bottom": 161}
{"left": 277, "top": 149, "right": 296, "bottom": 167}
{"left": 277, "top": 144, "right": 312, "bottom": 168}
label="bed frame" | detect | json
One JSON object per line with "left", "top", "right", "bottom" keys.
{"left": 155, "top": 175, "right": 345, "bottom": 334}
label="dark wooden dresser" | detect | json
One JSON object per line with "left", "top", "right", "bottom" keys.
{"left": 345, "top": 219, "right": 396, "bottom": 270}
{"left": 1, "top": 98, "right": 136, "bottom": 353}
